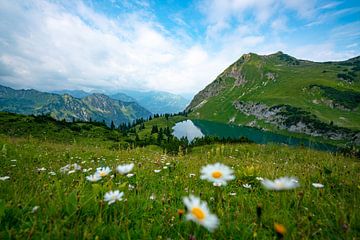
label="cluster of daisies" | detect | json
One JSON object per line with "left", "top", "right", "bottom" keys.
{"left": 180, "top": 162, "right": 324, "bottom": 232}
{"left": 84, "top": 163, "right": 135, "bottom": 204}
{"left": 80, "top": 161, "right": 324, "bottom": 232}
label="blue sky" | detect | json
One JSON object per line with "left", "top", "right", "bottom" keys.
{"left": 0, "top": 0, "right": 359, "bottom": 96}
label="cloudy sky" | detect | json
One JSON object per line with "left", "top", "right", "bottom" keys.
{"left": 0, "top": 0, "right": 359, "bottom": 96}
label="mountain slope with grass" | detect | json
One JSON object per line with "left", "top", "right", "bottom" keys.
{"left": 186, "top": 52, "right": 360, "bottom": 145}
{"left": 0, "top": 85, "right": 151, "bottom": 126}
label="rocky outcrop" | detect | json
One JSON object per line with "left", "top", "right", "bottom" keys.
{"left": 234, "top": 101, "right": 360, "bottom": 144}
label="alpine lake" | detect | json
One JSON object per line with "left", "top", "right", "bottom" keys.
{"left": 172, "top": 119, "right": 338, "bottom": 152}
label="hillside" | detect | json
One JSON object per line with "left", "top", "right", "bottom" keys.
{"left": 0, "top": 85, "right": 151, "bottom": 126}
{"left": 186, "top": 52, "right": 360, "bottom": 145}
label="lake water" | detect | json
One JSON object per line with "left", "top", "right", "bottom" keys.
{"left": 172, "top": 119, "right": 338, "bottom": 152}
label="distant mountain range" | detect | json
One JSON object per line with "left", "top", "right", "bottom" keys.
{"left": 53, "top": 89, "right": 190, "bottom": 114}
{"left": 0, "top": 85, "right": 151, "bottom": 126}
{"left": 187, "top": 52, "right": 360, "bottom": 145}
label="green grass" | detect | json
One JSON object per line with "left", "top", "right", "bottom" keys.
{"left": 190, "top": 53, "right": 360, "bottom": 132}
{"left": 0, "top": 133, "right": 359, "bottom": 239}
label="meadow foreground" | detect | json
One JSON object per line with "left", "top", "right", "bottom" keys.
{"left": 0, "top": 136, "right": 359, "bottom": 239}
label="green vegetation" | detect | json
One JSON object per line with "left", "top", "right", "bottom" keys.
{"left": 187, "top": 52, "right": 360, "bottom": 137}
{"left": 0, "top": 113, "right": 359, "bottom": 239}
{"left": 310, "top": 84, "right": 360, "bottom": 110}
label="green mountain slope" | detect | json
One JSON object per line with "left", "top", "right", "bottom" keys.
{"left": 186, "top": 52, "right": 360, "bottom": 144}
{"left": 0, "top": 85, "right": 151, "bottom": 126}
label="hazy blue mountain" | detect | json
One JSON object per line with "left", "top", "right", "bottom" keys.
{"left": 52, "top": 90, "right": 91, "bottom": 98}
{"left": 120, "top": 90, "right": 190, "bottom": 114}
{"left": 109, "top": 92, "right": 136, "bottom": 102}
{"left": 0, "top": 85, "right": 151, "bottom": 126}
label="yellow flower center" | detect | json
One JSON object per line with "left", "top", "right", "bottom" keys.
{"left": 100, "top": 172, "right": 107, "bottom": 177}
{"left": 191, "top": 207, "right": 205, "bottom": 220}
{"left": 212, "top": 171, "right": 222, "bottom": 179}
{"left": 274, "top": 223, "right": 286, "bottom": 235}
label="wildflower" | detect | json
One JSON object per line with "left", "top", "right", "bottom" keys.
{"left": 82, "top": 168, "right": 92, "bottom": 173}
{"left": 261, "top": 177, "right": 299, "bottom": 190}
{"left": 116, "top": 163, "right": 134, "bottom": 175}
{"left": 178, "top": 209, "right": 185, "bottom": 220}
{"left": 312, "top": 183, "right": 324, "bottom": 188}
{"left": 104, "top": 190, "right": 124, "bottom": 205}
{"left": 274, "top": 223, "right": 286, "bottom": 239}
{"left": 73, "top": 163, "right": 81, "bottom": 171}
{"left": 60, "top": 164, "right": 81, "bottom": 173}
{"left": 126, "top": 173, "right": 134, "bottom": 178}
{"left": 200, "top": 163, "right": 235, "bottom": 186}
{"left": 183, "top": 195, "right": 219, "bottom": 232}
{"left": 243, "top": 184, "right": 252, "bottom": 189}
{"left": 150, "top": 193, "right": 156, "bottom": 200}
{"left": 154, "top": 169, "right": 161, "bottom": 173}
{"left": 0, "top": 176, "right": 10, "bottom": 181}
{"left": 86, "top": 173, "right": 102, "bottom": 182}
{"left": 96, "top": 167, "right": 111, "bottom": 177}
{"left": 32, "top": 206, "right": 40, "bottom": 213}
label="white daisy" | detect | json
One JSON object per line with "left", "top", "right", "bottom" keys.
{"left": 200, "top": 163, "right": 235, "bottom": 186}
{"left": 126, "top": 173, "right": 134, "bottom": 178}
{"left": 312, "top": 183, "right": 324, "bottom": 188}
{"left": 96, "top": 166, "right": 111, "bottom": 177}
{"left": 0, "top": 176, "right": 10, "bottom": 181}
{"left": 104, "top": 190, "right": 124, "bottom": 205}
{"left": 183, "top": 195, "right": 219, "bottom": 232}
{"left": 32, "top": 206, "right": 40, "bottom": 213}
{"left": 116, "top": 163, "right": 134, "bottom": 175}
{"left": 261, "top": 177, "right": 300, "bottom": 190}
{"left": 86, "top": 173, "right": 102, "bottom": 182}
{"left": 73, "top": 163, "right": 81, "bottom": 171}
{"left": 150, "top": 193, "right": 156, "bottom": 200}
{"left": 243, "top": 184, "right": 252, "bottom": 189}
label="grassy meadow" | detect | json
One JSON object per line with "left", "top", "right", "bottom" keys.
{"left": 0, "top": 130, "right": 359, "bottom": 239}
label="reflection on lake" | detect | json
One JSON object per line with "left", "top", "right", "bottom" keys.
{"left": 172, "top": 119, "right": 338, "bottom": 152}
{"left": 172, "top": 120, "right": 204, "bottom": 142}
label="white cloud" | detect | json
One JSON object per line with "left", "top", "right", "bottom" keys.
{"left": 0, "top": 0, "right": 222, "bottom": 94}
